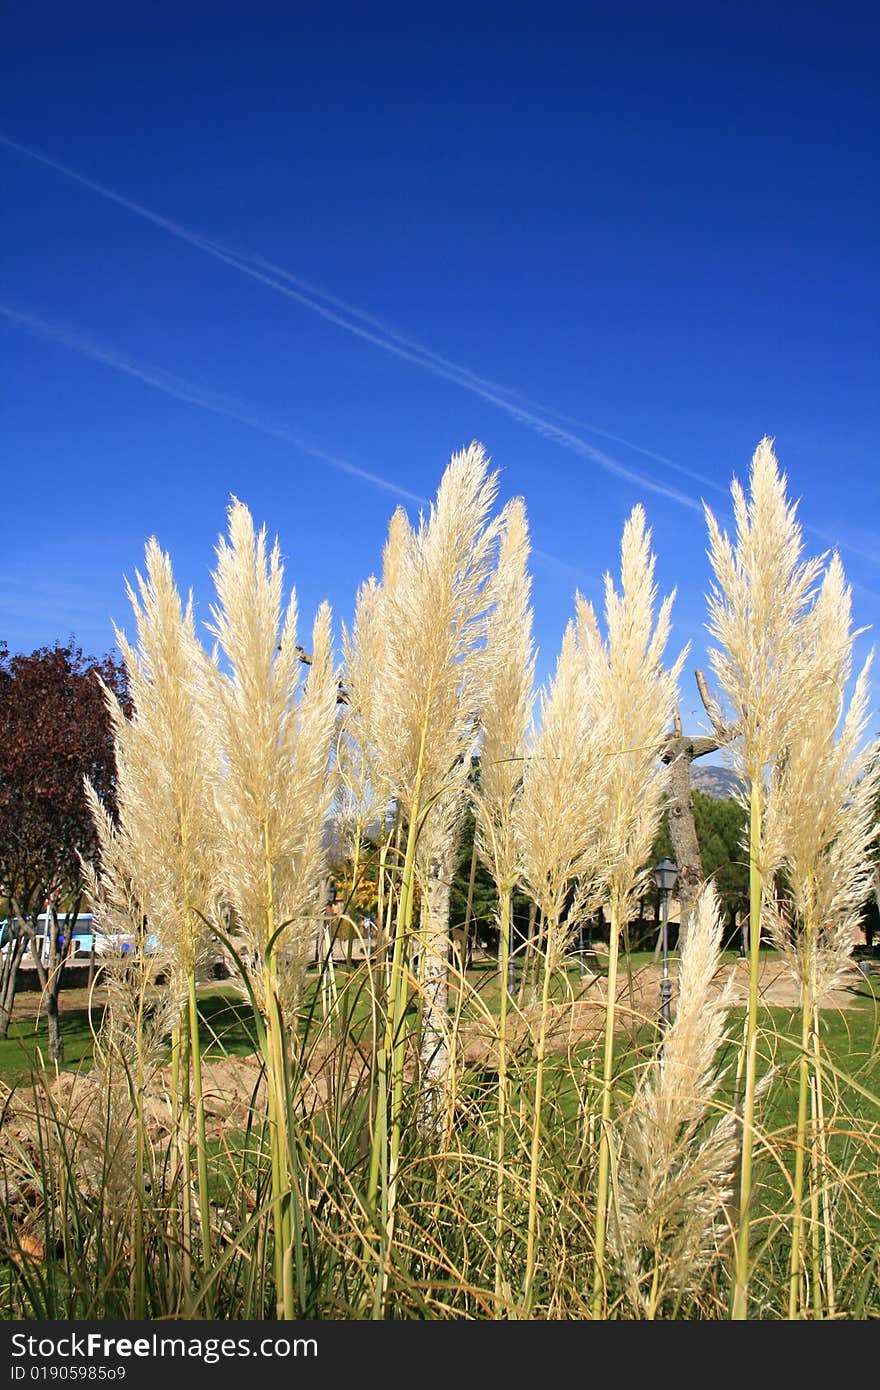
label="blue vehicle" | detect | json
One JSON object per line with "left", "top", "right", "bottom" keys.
{"left": 0, "top": 913, "right": 159, "bottom": 963}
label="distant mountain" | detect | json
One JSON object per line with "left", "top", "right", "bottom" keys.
{"left": 690, "top": 763, "right": 741, "bottom": 800}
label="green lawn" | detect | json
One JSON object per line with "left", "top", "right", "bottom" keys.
{"left": 0, "top": 986, "right": 260, "bottom": 1087}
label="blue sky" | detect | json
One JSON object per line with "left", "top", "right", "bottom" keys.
{"left": 2, "top": 2, "right": 878, "bottom": 733}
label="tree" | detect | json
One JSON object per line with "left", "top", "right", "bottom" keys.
{"left": 658, "top": 668, "right": 739, "bottom": 942}
{"left": 0, "top": 640, "right": 125, "bottom": 1058}
{"left": 449, "top": 806, "right": 500, "bottom": 953}
{"left": 653, "top": 787, "right": 748, "bottom": 943}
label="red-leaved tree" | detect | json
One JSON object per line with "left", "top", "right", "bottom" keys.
{"left": 0, "top": 640, "right": 126, "bottom": 1059}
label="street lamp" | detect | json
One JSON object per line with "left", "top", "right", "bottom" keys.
{"left": 653, "top": 857, "right": 677, "bottom": 1030}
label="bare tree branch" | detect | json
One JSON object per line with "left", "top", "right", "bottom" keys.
{"left": 295, "top": 645, "right": 349, "bottom": 704}
{"left": 695, "top": 668, "right": 737, "bottom": 743}
{"left": 658, "top": 671, "right": 737, "bottom": 943}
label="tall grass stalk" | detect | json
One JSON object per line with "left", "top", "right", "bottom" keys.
{"left": 493, "top": 883, "right": 513, "bottom": 1311}
{"left": 759, "top": 553, "right": 880, "bottom": 1316}
{"left": 472, "top": 496, "right": 534, "bottom": 1311}
{"left": 705, "top": 439, "right": 826, "bottom": 1318}
{"left": 514, "top": 620, "right": 603, "bottom": 1311}
{"left": 810, "top": 1046, "right": 836, "bottom": 1316}
{"left": 84, "top": 538, "right": 217, "bottom": 1305}
{"left": 355, "top": 445, "right": 501, "bottom": 1307}
{"left": 204, "top": 498, "right": 338, "bottom": 1317}
{"left": 577, "top": 505, "right": 683, "bottom": 1317}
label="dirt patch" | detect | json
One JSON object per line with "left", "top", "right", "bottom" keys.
{"left": 456, "top": 957, "right": 872, "bottom": 1066}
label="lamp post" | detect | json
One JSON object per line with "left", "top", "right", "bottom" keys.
{"left": 653, "top": 857, "right": 677, "bottom": 1030}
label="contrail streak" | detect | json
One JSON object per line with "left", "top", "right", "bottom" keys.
{"left": 236, "top": 245, "right": 724, "bottom": 495}
{"left": 1, "top": 132, "right": 704, "bottom": 511}
{"left": 1, "top": 304, "right": 598, "bottom": 584}
{"left": 0, "top": 305, "right": 428, "bottom": 505}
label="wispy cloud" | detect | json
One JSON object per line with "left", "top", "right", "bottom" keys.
{"left": 0, "top": 305, "right": 428, "bottom": 505}
{"left": 0, "top": 131, "right": 705, "bottom": 513}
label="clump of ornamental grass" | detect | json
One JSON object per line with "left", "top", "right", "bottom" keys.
{"left": 761, "top": 553, "right": 880, "bottom": 1317}
{"left": 575, "top": 504, "right": 684, "bottom": 1317}
{"left": 472, "top": 495, "right": 535, "bottom": 1314}
{"left": 202, "top": 497, "right": 339, "bottom": 1319}
{"left": 704, "top": 437, "right": 826, "bottom": 1319}
{"left": 83, "top": 538, "right": 219, "bottom": 1308}
{"left": 357, "top": 443, "right": 502, "bottom": 1308}
{"left": 610, "top": 882, "right": 740, "bottom": 1317}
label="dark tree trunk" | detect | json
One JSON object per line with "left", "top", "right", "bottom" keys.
{"left": 45, "top": 991, "right": 63, "bottom": 1065}
{"left": 661, "top": 731, "right": 709, "bottom": 940}
{"left": 463, "top": 832, "right": 478, "bottom": 970}
{"left": 0, "top": 933, "right": 28, "bottom": 1037}
{"left": 660, "top": 671, "right": 736, "bottom": 948}
{"left": 15, "top": 897, "right": 77, "bottom": 1065}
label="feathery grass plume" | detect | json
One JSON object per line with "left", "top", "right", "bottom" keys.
{"left": 704, "top": 438, "right": 825, "bottom": 1319}
{"left": 336, "top": 508, "right": 412, "bottom": 968}
{"left": 705, "top": 439, "right": 826, "bottom": 810}
{"left": 611, "top": 882, "right": 740, "bottom": 1317}
{"left": 338, "top": 577, "right": 384, "bottom": 837}
{"left": 760, "top": 553, "right": 880, "bottom": 1316}
{"left": 361, "top": 443, "right": 502, "bottom": 1306}
{"left": 765, "top": 556, "right": 879, "bottom": 1006}
{"left": 205, "top": 501, "right": 338, "bottom": 1027}
{"left": 381, "top": 503, "right": 412, "bottom": 595}
{"left": 87, "top": 540, "right": 218, "bottom": 999}
{"left": 335, "top": 575, "right": 390, "bottom": 972}
{"left": 83, "top": 538, "right": 219, "bottom": 1301}
{"left": 203, "top": 497, "right": 339, "bottom": 1318}
{"left": 576, "top": 505, "right": 685, "bottom": 923}
{"left": 366, "top": 445, "right": 499, "bottom": 826}
{"left": 577, "top": 504, "right": 685, "bottom": 1318}
{"left": 514, "top": 621, "right": 602, "bottom": 941}
{"left": 473, "top": 495, "right": 535, "bottom": 1314}
{"left": 475, "top": 496, "right": 536, "bottom": 902}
